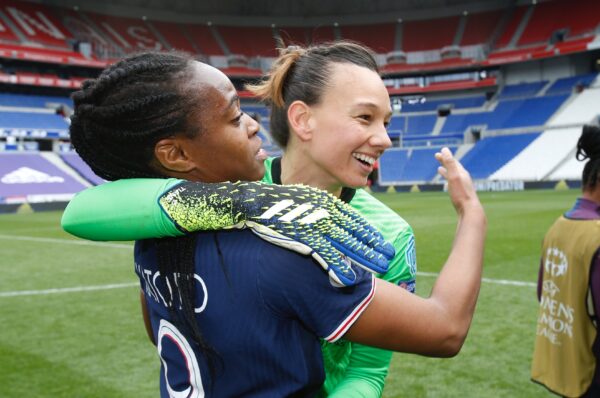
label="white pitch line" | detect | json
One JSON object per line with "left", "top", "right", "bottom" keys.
{"left": 417, "top": 272, "right": 536, "bottom": 287}
{"left": 0, "top": 235, "right": 537, "bottom": 296}
{"left": 0, "top": 273, "right": 536, "bottom": 298}
{"left": 0, "top": 282, "right": 139, "bottom": 298}
{"left": 0, "top": 234, "right": 132, "bottom": 249}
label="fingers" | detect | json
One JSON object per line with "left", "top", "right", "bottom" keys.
{"left": 310, "top": 241, "right": 358, "bottom": 287}
{"left": 331, "top": 201, "right": 395, "bottom": 260}
{"left": 435, "top": 147, "right": 455, "bottom": 179}
{"left": 433, "top": 147, "right": 480, "bottom": 214}
{"left": 324, "top": 223, "right": 390, "bottom": 275}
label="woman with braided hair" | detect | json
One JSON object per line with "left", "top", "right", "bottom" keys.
{"left": 532, "top": 125, "right": 600, "bottom": 398}
{"left": 64, "top": 49, "right": 486, "bottom": 397}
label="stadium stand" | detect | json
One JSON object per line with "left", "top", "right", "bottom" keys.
{"left": 278, "top": 27, "right": 309, "bottom": 45}
{"left": 460, "top": 10, "right": 504, "bottom": 46}
{"left": 183, "top": 24, "right": 225, "bottom": 55}
{"left": 379, "top": 146, "right": 459, "bottom": 184}
{"left": 402, "top": 16, "right": 460, "bottom": 52}
{"left": 493, "top": 5, "right": 528, "bottom": 49}
{"left": 217, "top": 26, "right": 278, "bottom": 57}
{"left": 490, "top": 127, "right": 582, "bottom": 181}
{"left": 404, "top": 115, "right": 437, "bottom": 136}
{"left": 0, "top": 0, "right": 599, "bottom": 199}
{"left": 82, "top": 12, "right": 165, "bottom": 55}
{"left": 491, "top": 86, "right": 600, "bottom": 181}
{"left": 339, "top": 23, "right": 396, "bottom": 54}
{"left": 0, "top": 111, "right": 68, "bottom": 132}
{"left": 497, "top": 81, "right": 548, "bottom": 99}
{"left": 398, "top": 95, "right": 487, "bottom": 113}
{"left": 0, "top": 0, "right": 73, "bottom": 49}
{"left": 440, "top": 93, "right": 568, "bottom": 133}
{"left": 518, "top": 0, "right": 600, "bottom": 46}
{"left": 544, "top": 73, "right": 597, "bottom": 95}
{"left": 459, "top": 133, "right": 541, "bottom": 179}
{"left": 147, "top": 21, "right": 197, "bottom": 54}
{"left": 307, "top": 25, "right": 336, "bottom": 43}
{"left": 549, "top": 151, "right": 585, "bottom": 181}
{"left": 0, "top": 93, "right": 72, "bottom": 108}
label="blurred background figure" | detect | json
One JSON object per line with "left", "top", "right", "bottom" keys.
{"left": 532, "top": 125, "right": 600, "bottom": 398}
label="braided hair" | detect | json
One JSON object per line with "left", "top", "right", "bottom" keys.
{"left": 576, "top": 125, "right": 600, "bottom": 190}
{"left": 69, "top": 51, "right": 220, "bottom": 377}
{"left": 69, "top": 51, "right": 200, "bottom": 180}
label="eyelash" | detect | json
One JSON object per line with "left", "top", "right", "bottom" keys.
{"left": 233, "top": 112, "right": 244, "bottom": 125}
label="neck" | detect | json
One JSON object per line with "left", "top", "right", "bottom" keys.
{"left": 280, "top": 150, "right": 343, "bottom": 197}
{"left": 582, "top": 187, "right": 600, "bottom": 205}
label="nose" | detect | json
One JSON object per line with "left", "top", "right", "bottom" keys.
{"left": 246, "top": 113, "right": 260, "bottom": 136}
{"left": 371, "top": 124, "right": 392, "bottom": 149}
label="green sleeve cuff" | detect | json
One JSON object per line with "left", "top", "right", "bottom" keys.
{"left": 61, "top": 178, "right": 185, "bottom": 241}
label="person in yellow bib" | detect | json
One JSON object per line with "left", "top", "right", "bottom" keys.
{"left": 532, "top": 125, "right": 600, "bottom": 398}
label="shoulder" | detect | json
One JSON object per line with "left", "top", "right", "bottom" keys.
{"left": 350, "top": 189, "right": 417, "bottom": 285}
{"left": 350, "top": 190, "right": 411, "bottom": 231}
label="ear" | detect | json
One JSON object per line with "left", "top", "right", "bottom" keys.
{"left": 287, "top": 100, "right": 314, "bottom": 142}
{"left": 154, "top": 136, "right": 195, "bottom": 173}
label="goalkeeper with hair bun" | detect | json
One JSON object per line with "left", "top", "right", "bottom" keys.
{"left": 63, "top": 43, "right": 485, "bottom": 397}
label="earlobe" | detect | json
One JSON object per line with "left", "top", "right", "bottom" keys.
{"left": 154, "top": 137, "right": 195, "bottom": 173}
{"left": 287, "top": 100, "right": 313, "bottom": 142}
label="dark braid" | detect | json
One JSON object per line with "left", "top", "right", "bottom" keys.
{"left": 576, "top": 125, "right": 600, "bottom": 190}
{"left": 69, "top": 51, "right": 220, "bottom": 380}
{"left": 69, "top": 52, "right": 197, "bottom": 180}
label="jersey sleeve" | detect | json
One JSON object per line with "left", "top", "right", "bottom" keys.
{"left": 257, "top": 243, "right": 375, "bottom": 343}
{"left": 61, "top": 178, "right": 184, "bottom": 241}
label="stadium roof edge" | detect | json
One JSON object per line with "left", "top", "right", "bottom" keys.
{"left": 33, "top": 0, "right": 517, "bottom": 26}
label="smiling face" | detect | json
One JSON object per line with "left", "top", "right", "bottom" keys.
{"left": 178, "top": 62, "right": 266, "bottom": 183}
{"left": 290, "top": 62, "right": 392, "bottom": 192}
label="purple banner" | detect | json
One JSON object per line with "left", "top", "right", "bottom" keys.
{"left": 0, "top": 153, "right": 87, "bottom": 199}
{"left": 60, "top": 153, "right": 105, "bottom": 185}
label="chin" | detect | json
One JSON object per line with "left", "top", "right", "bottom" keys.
{"left": 341, "top": 176, "right": 368, "bottom": 189}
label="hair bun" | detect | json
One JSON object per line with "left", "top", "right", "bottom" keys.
{"left": 576, "top": 124, "right": 600, "bottom": 161}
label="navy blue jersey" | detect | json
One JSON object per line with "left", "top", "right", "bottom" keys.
{"left": 134, "top": 229, "right": 375, "bottom": 398}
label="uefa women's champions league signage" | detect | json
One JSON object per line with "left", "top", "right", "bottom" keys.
{"left": 0, "top": 154, "right": 86, "bottom": 204}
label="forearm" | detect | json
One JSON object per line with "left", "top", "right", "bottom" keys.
{"left": 430, "top": 203, "right": 486, "bottom": 348}
{"left": 61, "top": 178, "right": 184, "bottom": 241}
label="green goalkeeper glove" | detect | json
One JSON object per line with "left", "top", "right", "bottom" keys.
{"left": 62, "top": 179, "right": 395, "bottom": 287}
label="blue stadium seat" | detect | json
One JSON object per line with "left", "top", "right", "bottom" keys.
{"left": 378, "top": 150, "right": 409, "bottom": 184}
{"left": 399, "top": 95, "right": 486, "bottom": 112}
{"left": 405, "top": 115, "right": 437, "bottom": 135}
{"left": 497, "top": 81, "right": 548, "bottom": 99}
{"left": 379, "top": 146, "right": 458, "bottom": 183}
{"left": 459, "top": 133, "right": 540, "bottom": 179}
{"left": 545, "top": 73, "right": 597, "bottom": 95}
{"left": 0, "top": 93, "right": 72, "bottom": 108}
{"left": 0, "top": 111, "right": 69, "bottom": 130}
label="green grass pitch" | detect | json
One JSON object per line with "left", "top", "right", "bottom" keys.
{"left": 0, "top": 189, "right": 578, "bottom": 397}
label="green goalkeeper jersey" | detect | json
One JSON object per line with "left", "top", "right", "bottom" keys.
{"left": 263, "top": 157, "right": 417, "bottom": 397}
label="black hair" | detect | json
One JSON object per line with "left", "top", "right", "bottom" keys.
{"left": 247, "top": 41, "right": 379, "bottom": 149}
{"left": 576, "top": 124, "right": 600, "bottom": 190}
{"left": 69, "top": 51, "right": 220, "bottom": 379}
